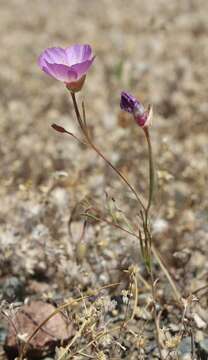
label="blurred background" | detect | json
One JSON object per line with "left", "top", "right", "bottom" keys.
{"left": 0, "top": 0, "right": 208, "bottom": 357}
{"left": 1, "top": 0, "right": 207, "bottom": 184}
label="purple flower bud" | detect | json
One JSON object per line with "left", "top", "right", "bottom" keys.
{"left": 120, "top": 91, "right": 139, "bottom": 114}
{"left": 120, "top": 91, "right": 150, "bottom": 128}
{"left": 38, "top": 44, "right": 95, "bottom": 92}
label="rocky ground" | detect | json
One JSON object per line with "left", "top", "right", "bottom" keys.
{"left": 0, "top": 0, "right": 208, "bottom": 359}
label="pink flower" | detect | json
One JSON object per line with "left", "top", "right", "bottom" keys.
{"left": 38, "top": 44, "right": 95, "bottom": 92}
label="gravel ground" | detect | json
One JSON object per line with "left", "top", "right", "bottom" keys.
{"left": 0, "top": 1, "right": 208, "bottom": 359}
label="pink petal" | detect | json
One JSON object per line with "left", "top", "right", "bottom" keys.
{"left": 42, "top": 62, "right": 77, "bottom": 83}
{"left": 38, "top": 47, "right": 67, "bottom": 68}
{"left": 65, "top": 44, "right": 92, "bottom": 66}
{"left": 70, "top": 56, "right": 95, "bottom": 79}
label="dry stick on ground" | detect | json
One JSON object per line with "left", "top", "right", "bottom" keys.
{"left": 112, "top": 268, "right": 138, "bottom": 356}
{"left": 130, "top": 270, "right": 139, "bottom": 321}
{"left": 70, "top": 325, "right": 121, "bottom": 359}
{"left": 192, "top": 284, "right": 208, "bottom": 295}
{"left": 57, "top": 316, "right": 93, "bottom": 360}
{"left": 177, "top": 296, "right": 197, "bottom": 360}
{"left": 19, "top": 283, "right": 120, "bottom": 360}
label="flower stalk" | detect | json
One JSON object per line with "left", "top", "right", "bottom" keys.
{"left": 144, "top": 127, "right": 155, "bottom": 217}
{"left": 70, "top": 92, "right": 146, "bottom": 213}
{"left": 38, "top": 44, "right": 182, "bottom": 359}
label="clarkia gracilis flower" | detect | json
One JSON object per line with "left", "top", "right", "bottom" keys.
{"left": 38, "top": 44, "right": 95, "bottom": 92}
{"left": 120, "top": 91, "right": 151, "bottom": 127}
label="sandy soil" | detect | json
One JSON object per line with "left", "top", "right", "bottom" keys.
{"left": 0, "top": 0, "right": 208, "bottom": 359}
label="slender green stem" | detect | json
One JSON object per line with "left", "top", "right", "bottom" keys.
{"left": 151, "top": 246, "right": 181, "bottom": 303}
{"left": 90, "top": 141, "right": 145, "bottom": 211}
{"left": 71, "top": 92, "right": 87, "bottom": 134}
{"left": 144, "top": 127, "right": 155, "bottom": 218}
{"left": 70, "top": 92, "right": 145, "bottom": 212}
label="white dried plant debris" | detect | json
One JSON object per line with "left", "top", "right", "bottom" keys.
{"left": 20, "top": 201, "right": 45, "bottom": 222}
{"left": 50, "top": 187, "right": 70, "bottom": 210}
{"left": 0, "top": 228, "right": 17, "bottom": 248}
{"left": 98, "top": 331, "right": 112, "bottom": 347}
{"left": 121, "top": 290, "right": 129, "bottom": 305}
{"left": 99, "top": 273, "right": 110, "bottom": 285}
{"left": 193, "top": 313, "right": 207, "bottom": 330}
{"left": 17, "top": 332, "right": 28, "bottom": 342}
{"left": 31, "top": 223, "right": 50, "bottom": 240}
{"left": 152, "top": 218, "right": 169, "bottom": 234}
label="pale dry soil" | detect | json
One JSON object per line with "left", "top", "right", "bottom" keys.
{"left": 0, "top": 0, "right": 208, "bottom": 359}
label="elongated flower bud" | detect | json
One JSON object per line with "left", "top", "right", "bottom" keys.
{"left": 120, "top": 91, "right": 151, "bottom": 128}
